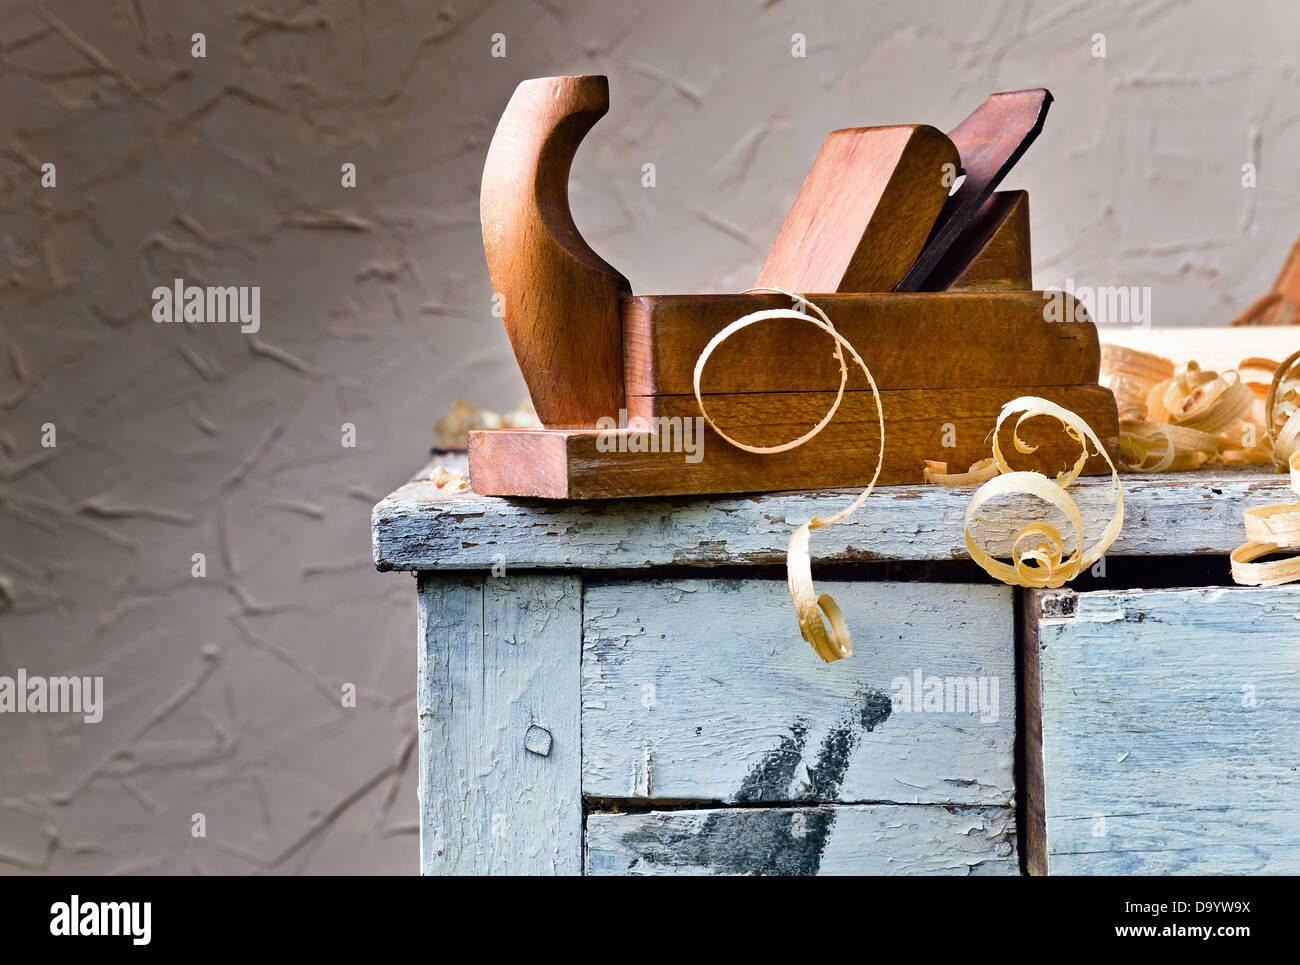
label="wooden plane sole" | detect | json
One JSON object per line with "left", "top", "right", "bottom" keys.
{"left": 469, "top": 384, "right": 1118, "bottom": 499}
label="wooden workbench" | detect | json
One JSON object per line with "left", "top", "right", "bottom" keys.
{"left": 374, "top": 462, "right": 1300, "bottom": 875}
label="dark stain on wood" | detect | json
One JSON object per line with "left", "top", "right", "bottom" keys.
{"left": 617, "top": 688, "right": 892, "bottom": 875}
{"left": 734, "top": 722, "right": 809, "bottom": 803}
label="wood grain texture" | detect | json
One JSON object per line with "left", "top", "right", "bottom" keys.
{"left": 480, "top": 75, "right": 629, "bottom": 427}
{"left": 418, "top": 574, "right": 582, "bottom": 875}
{"left": 1028, "top": 586, "right": 1300, "bottom": 875}
{"left": 1102, "top": 326, "right": 1299, "bottom": 373}
{"left": 374, "top": 466, "right": 1288, "bottom": 571}
{"left": 581, "top": 579, "right": 1014, "bottom": 806}
{"left": 585, "top": 804, "right": 1017, "bottom": 875}
{"left": 928, "top": 190, "right": 1032, "bottom": 292}
{"left": 900, "top": 89, "right": 1052, "bottom": 291}
{"left": 467, "top": 383, "right": 1118, "bottom": 498}
{"left": 623, "top": 290, "right": 1098, "bottom": 396}
{"left": 633, "top": 382, "right": 1116, "bottom": 460}
{"left": 755, "top": 125, "right": 958, "bottom": 293}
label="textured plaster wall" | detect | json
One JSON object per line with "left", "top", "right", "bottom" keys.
{"left": 1, "top": 0, "right": 1297, "bottom": 874}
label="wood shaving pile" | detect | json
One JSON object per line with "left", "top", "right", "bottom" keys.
{"left": 1102, "top": 343, "right": 1300, "bottom": 585}
{"left": 1100, "top": 345, "right": 1272, "bottom": 471}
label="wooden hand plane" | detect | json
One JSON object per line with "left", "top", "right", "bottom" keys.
{"left": 470, "top": 75, "right": 1117, "bottom": 499}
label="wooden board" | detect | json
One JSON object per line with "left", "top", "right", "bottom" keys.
{"left": 379, "top": 465, "right": 1281, "bottom": 570}
{"left": 754, "top": 125, "right": 958, "bottom": 293}
{"left": 468, "top": 384, "right": 1118, "bottom": 498}
{"left": 927, "top": 190, "right": 1032, "bottom": 292}
{"left": 375, "top": 466, "right": 1286, "bottom": 571}
{"left": 624, "top": 290, "right": 1098, "bottom": 396}
{"left": 585, "top": 804, "right": 1017, "bottom": 875}
{"left": 581, "top": 579, "right": 1014, "bottom": 806}
{"left": 1101, "top": 326, "right": 1299, "bottom": 373}
{"left": 1025, "top": 586, "right": 1300, "bottom": 875}
{"left": 418, "top": 574, "right": 582, "bottom": 875}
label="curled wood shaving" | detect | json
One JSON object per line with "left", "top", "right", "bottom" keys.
{"left": 1264, "top": 349, "right": 1300, "bottom": 464}
{"left": 1230, "top": 455, "right": 1300, "bottom": 585}
{"left": 695, "top": 289, "right": 883, "bottom": 663}
{"left": 1100, "top": 345, "right": 1174, "bottom": 421}
{"left": 1119, "top": 419, "right": 1217, "bottom": 471}
{"left": 922, "top": 457, "right": 998, "bottom": 486}
{"left": 1231, "top": 352, "right": 1300, "bottom": 585}
{"left": 1237, "top": 357, "right": 1281, "bottom": 383}
{"left": 423, "top": 465, "right": 470, "bottom": 493}
{"left": 1159, "top": 364, "right": 1254, "bottom": 434}
{"left": 963, "top": 397, "right": 1124, "bottom": 588}
{"left": 1116, "top": 423, "right": 1176, "bottom": 473}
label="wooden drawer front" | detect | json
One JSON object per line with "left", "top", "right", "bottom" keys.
{"left": 586, "top": 805, "right": 1015, "bottom": 876}
{"left": 582, "top": 578, "right": 1017, "bottom": 875}
{"left": 1030, "top": 586, "right": 1300, "bottom": 875}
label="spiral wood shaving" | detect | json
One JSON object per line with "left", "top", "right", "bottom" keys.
{"left": 693, "top": 289, "right": 882, "bottom": 663}
{"left": 1231, "top": 350, "right": 1300, "bottom": 585}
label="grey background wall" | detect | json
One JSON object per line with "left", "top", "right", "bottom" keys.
{"left": 1, "top": 0, "right": 1296, "bottom": 874}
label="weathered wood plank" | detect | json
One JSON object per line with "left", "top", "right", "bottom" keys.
{"left": 418, "top": 574, "right": 582, "bottom": 874}
{"left": 582, "top": 579, "right": 1014, "bottom": 806}
{"left": 1030, "top": 586, "right": 1300, "bottom": 875}
{"left": 374, "top": 464, "right": 1286, "bottom": 571}
{"left": 585, "top": 804, "right": 1017, "bottom": 875}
